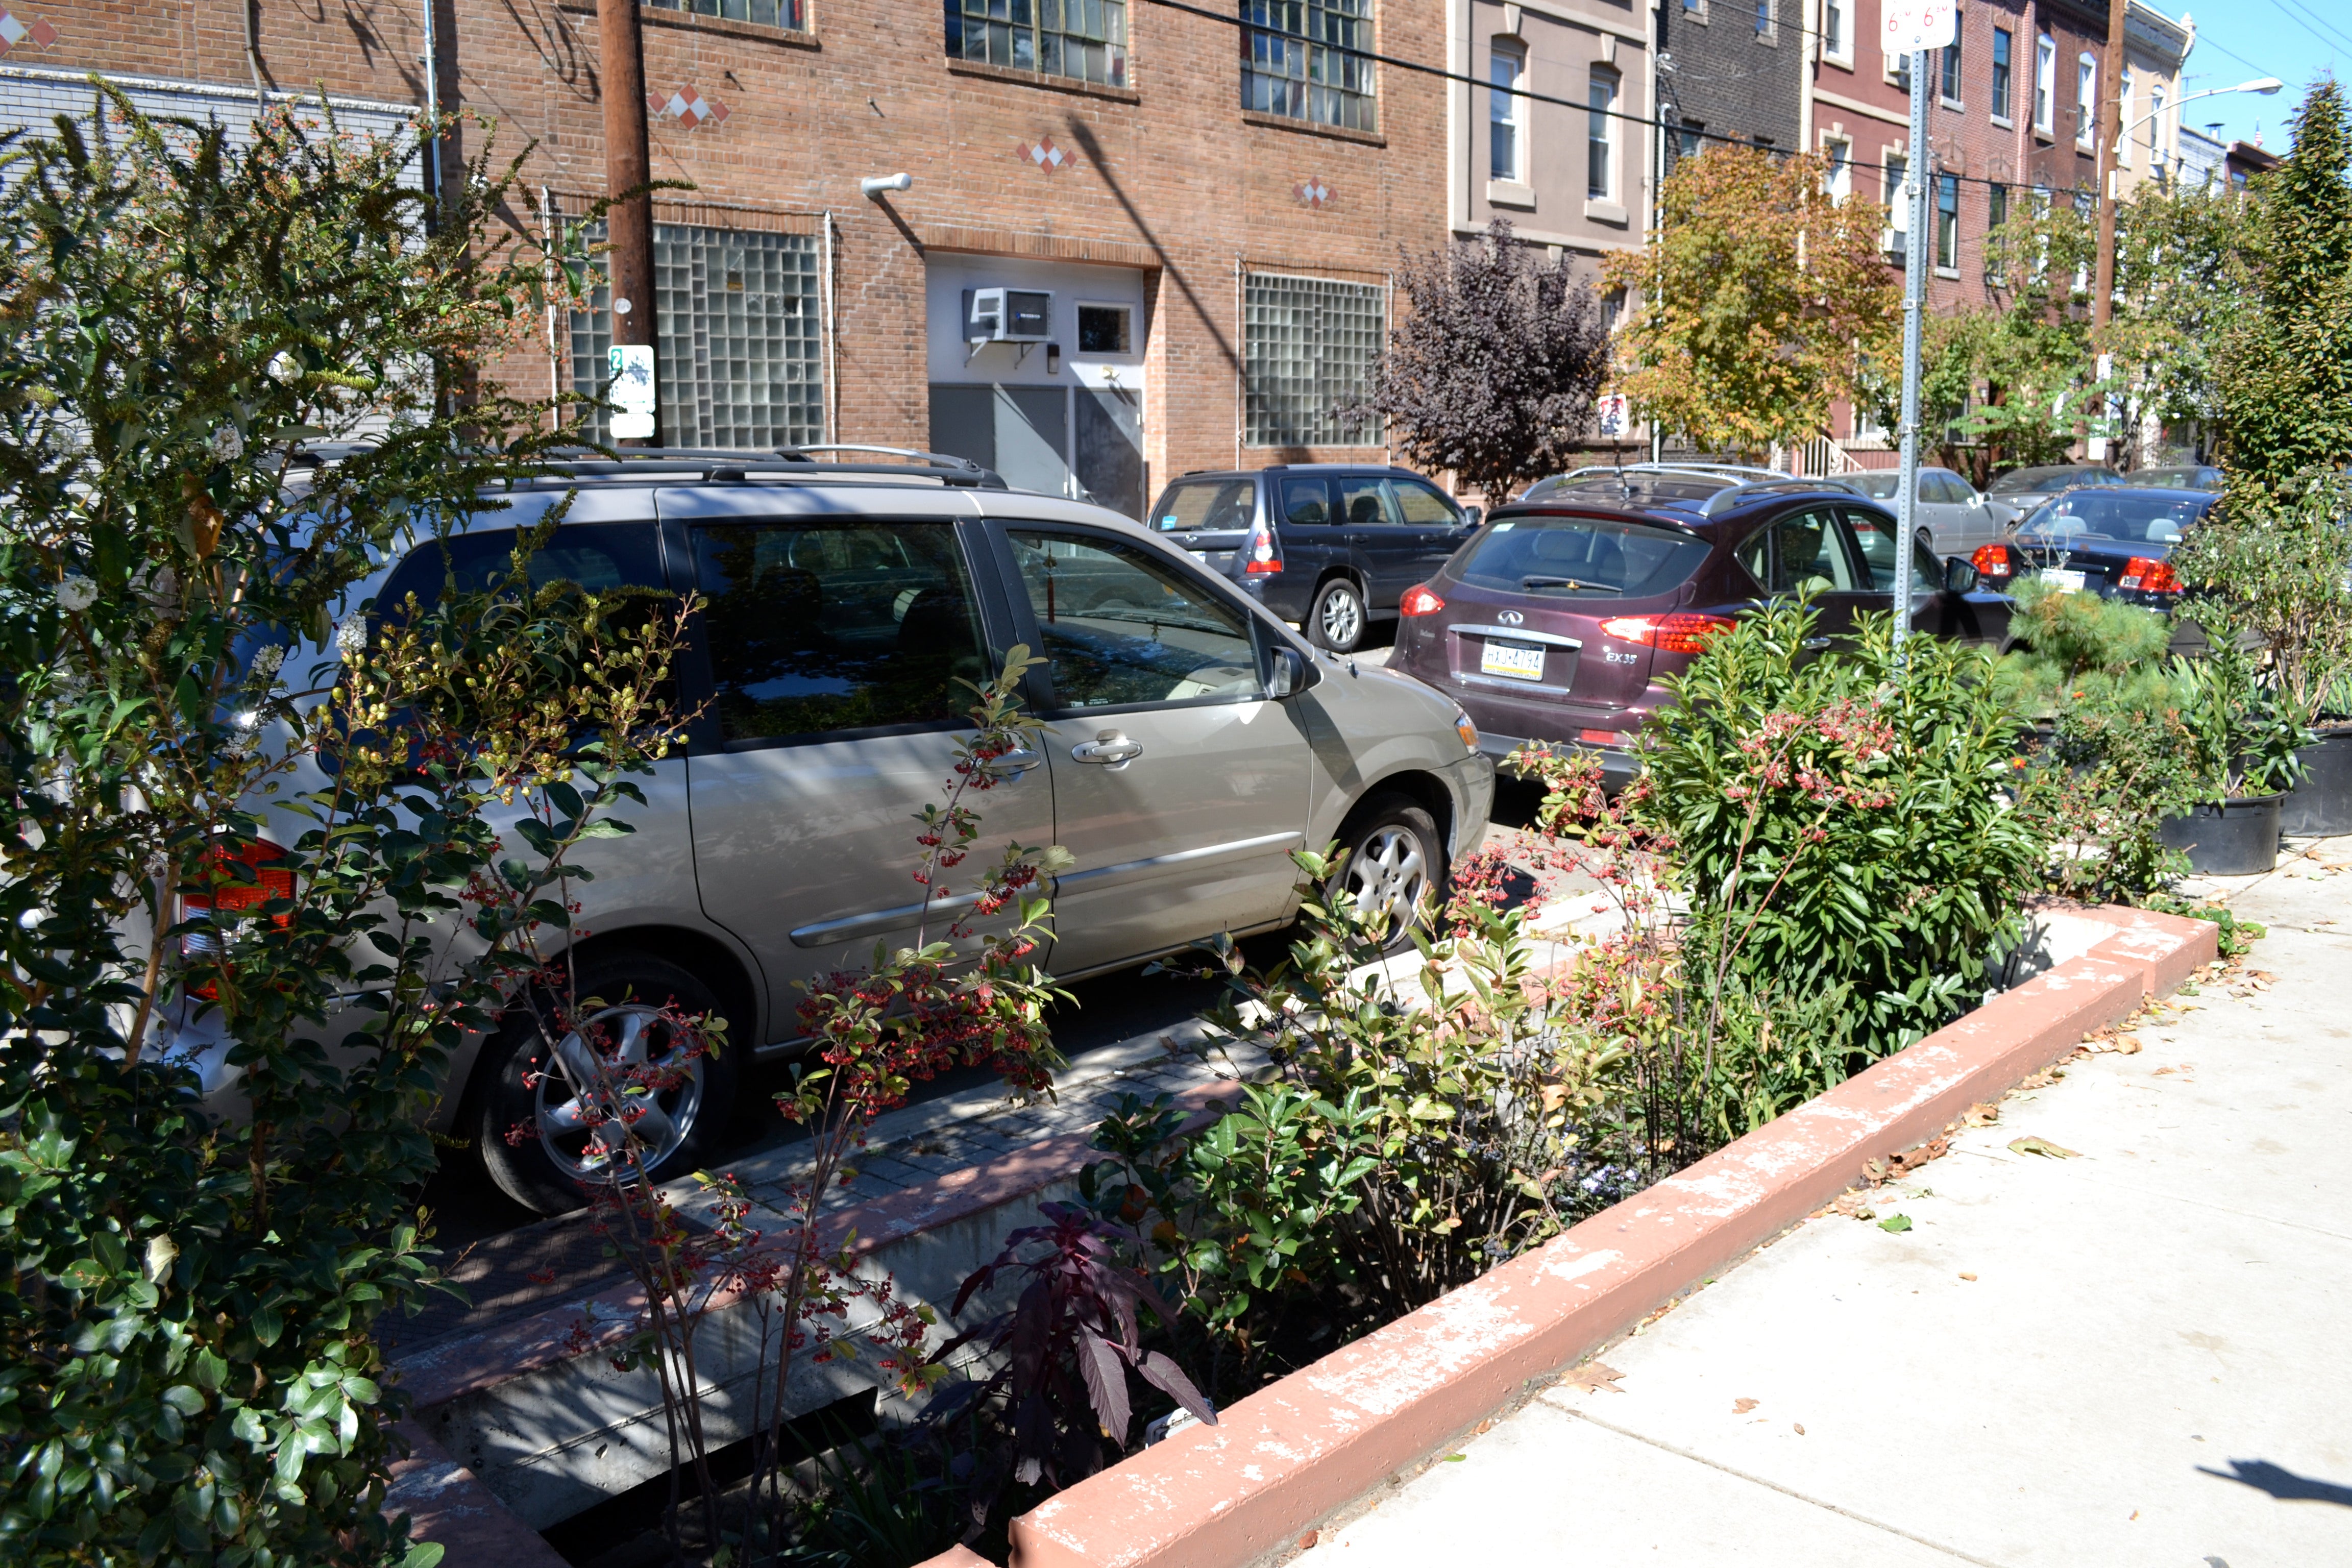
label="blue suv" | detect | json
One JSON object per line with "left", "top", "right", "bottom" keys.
{"left": 1146, "top": 464, "right": 1481, "bottom": 652}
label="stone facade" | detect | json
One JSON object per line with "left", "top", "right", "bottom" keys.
{"left": 27, "top": 0, "right": 1453, "bottom": 514}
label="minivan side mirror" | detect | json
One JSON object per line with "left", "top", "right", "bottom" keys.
{"left": 1459, "top": 505, "right": 1484, "bottom": 528}
{"left": 1943, "top": 554, "right": 1981, "bottom": 594}
{"left": 1267, "top": 644, "right": 1313, "bottom": 698}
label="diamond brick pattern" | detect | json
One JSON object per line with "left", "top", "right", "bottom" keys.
{"left": 1294, "top": 175, "right": 1334, "bottom": 208}
{"left": 648, "top": 84, "right": 728, "bottom": 130}
{"left": 1017, "top": 135, "right": 1070, "bottom": 174}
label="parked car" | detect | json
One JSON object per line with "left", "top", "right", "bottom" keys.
{"left": 1387, "top": 465, "right": 2013, "bottom": 791}
{"left": 1969, "top": 485, "right": 2221, "bottom": 609}
{"left": 1986, "top": 463, "right": 2124, "bottom": 513}
{"left": 155, "top": 450, "right": 1495, "bottom": 1212}
{"left": 1823, "top": 465, "right": 2017, "bottom": 555}
{"left": 2123, "top": 463, "right": 2225, "bottom": 492}
{"left": 1147, "top": 464, "right": 1482, "bottom": 653}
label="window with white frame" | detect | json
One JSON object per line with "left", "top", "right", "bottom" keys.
{"left": 1242, "top": 0, "right": 1377, "bottom": 133}
{"left": 2076, "top": 54, "right": 2097, "bottom": 146}
{"left": 1991, "top": 28, "right": 2013, "bottom": 121}
{"left": 1754, "top": 0, "right": 1774, "bottom": 42}
{"left": 2118, "top": 67, "right": 2134, "bottom": 164}
{"left": 570, "top": 219, "right": 825, "bottom": 449}
{"left": 2149, "top": 84, "right": 2168, "bottom": 169}
{"left": 1243, "top": 272, "right": 1384, "bottom": 447}
{"left": 1888, "top": 45, "right": 1911, "bottom": 92}
{"left": 1940, "top": 31, "right": 1962, "bottom": 104}
{"left": 1588, "top": 67, "right": 1620, "bottom": 200}
{"left": 1823, "top": 134, "right": 1852, "bottom": 201}
{"left": 1490, "top": 39, "right": 1526, "bottom": 182}
{"left": 1884, "top": 152, "right": 1909, "bottom": 263}
{"left": 2035, "top": 34, "right": 2055, "bottom": 134}
{"left": 1935, "top": 173, "right": 1959, "bottom": 269}
{"left": 1823, "top": 0, "right": 1848, "bottom": 60}
{"left": 945, "top": 0, "right": 1129, "bottom": 86}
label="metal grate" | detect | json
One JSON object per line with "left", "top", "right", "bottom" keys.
{"left": 569, "top": 220, "right": 824, "bottom": 449}
{"left": 1241, "top": 1, "right": 1376, "bottom": 133}
{"left": 1242, "top": 272, "right": 1384, "bottom": 448}
{"left": 946, "top": 0, "right": 1129, "bottom": 86}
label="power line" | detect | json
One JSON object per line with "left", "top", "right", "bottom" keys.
{"left": 1142, "top": 0, "right": 2140, "bottom": 197}
{"left": 2267, "top": 0, "right": 2352, "bottom": 60}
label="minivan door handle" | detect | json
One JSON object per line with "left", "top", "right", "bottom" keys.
{"left": 1070, "top": 730, "right": 1144, "bottom": 767}
{"left": 1801, "top": 636, "right": 1833, "bottom": 651}
{"left": 991, "top": 747, "right": 1046, "bottom": 775}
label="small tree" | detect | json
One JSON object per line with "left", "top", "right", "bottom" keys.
{"left": 2218, "top": 77, "right": 2352, "bottom": 493}
{"left": 1364, "top": 218, "right": 1609, "bottom": 502}
{"left": 1602, "top": 146, "right": 1898, "bottom": 456}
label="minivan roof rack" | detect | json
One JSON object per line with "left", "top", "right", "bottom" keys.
{"left": 525, "top": 445, "right": 1007, "bottom": 488}
{"left": 1552, "top": 461, "right": 1798, "bottom": 485}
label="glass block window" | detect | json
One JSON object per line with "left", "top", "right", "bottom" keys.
{"left": 1242, "top": 272, "right": 1384, "bottom": 448}
{"left": 1242, "top": 1, "right": 1377, "bottom": 134}
{"left": 569, "top": 221, "right": 825, "bottom": 449}
{"left": 945, "top": 0, "right": 1130, "bottom": 87}
{"left": 644, "top": 0, "right": 802, "bottom": 29}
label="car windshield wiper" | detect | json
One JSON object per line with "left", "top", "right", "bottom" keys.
{"left": 1520, "top": 575, "right": 1621, "bottom": 593}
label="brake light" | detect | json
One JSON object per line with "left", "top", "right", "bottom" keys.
{"left": 2119, "top": 556, "right": 2180, "bottom": 593}
{"left": 1244, "top": 521, "right": 1282, "bottom": 575}
{"left": 1401, "top": 584, "right": 1445, "bottom": 617}
{"left": 176, "top": 839, "right": 295, "bottom": 961}
{"left": 1971, "top": 543, "right": 2015, "bottom": 580}
{"left": 1598, "top": 612, "right": 1736, "bottom": 654}
{"left": 1579, "top": 728, "right": 1619, "bottom": 745}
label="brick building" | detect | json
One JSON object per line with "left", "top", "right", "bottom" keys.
{"left": 1657, "top": 0, "right": 1805, "bottom": 174}
{"left": 21, "top": 1, "right": 1458, "bottom": 518}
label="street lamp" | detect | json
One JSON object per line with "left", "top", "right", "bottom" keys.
{"left": 2124, "top": 77, "right": 2284, "bottom": 145}
{"left": 2095, "top": 78, "right": 2285, "bottom": 327}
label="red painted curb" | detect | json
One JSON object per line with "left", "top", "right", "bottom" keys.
{"left": 1003, "top": 905, "right": 2214, "bottom": 1568}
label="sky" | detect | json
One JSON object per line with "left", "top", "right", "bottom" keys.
{"left": 2175, "top": 2, "right": 2345, "bottom": 154}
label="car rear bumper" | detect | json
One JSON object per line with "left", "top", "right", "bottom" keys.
{"left": 1477, "top": 729, "right": 1640, "bottom": 793}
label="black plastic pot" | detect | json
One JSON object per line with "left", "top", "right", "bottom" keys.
{"left": 2160, "top": 794, "right": 2284, "bottom": 876}
{"left": 2279, "top": 723, "right": 2352, "bottom": 838}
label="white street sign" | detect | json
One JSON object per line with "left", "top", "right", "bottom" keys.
{"left": 1882, "top": 0, "right": 1955, "bottom": 53}
{"left": 1596, "top": 392, "right": 1629, "bottom": 438}
{"left": 609, "top": 344, "right": 656, "bottom": 440}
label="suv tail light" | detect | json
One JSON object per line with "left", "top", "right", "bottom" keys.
{"left": 1244, "top": 519, "right": 1282, "bottom": 575}
{"left": 2119, "top": 557, "right": 2180, "bottom": 593}
{"left": 1400, "top": 584, "right": 1445, "bottom": 617}
{"left": 1971, "top": 543, "right": 2015, "bottom": 580}
{"left": 1599, "top": 612, "right": 1736, "bottom": 654}
{"left": 176, "top": 839, "right": 295, "bottom": 961}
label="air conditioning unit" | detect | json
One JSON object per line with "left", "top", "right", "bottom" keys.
{"left": 964, "top": 287, "right": 1053, "bottom": 346}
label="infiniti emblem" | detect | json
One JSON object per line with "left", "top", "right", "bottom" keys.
{"left": 1498, "top": 610, "right": 1525, "bottom": 625}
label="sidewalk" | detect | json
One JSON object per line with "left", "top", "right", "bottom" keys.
{"left": 1321, "top": 843, "right": 2352, "bottom": 1566}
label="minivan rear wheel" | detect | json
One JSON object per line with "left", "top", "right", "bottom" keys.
{"left": 1310, "top": 577, "right": 1368, "bottom": 653}
{"left": 1331, "top": 794, "right": 1444, "bottom": 953}
{"left": 474, "top": 952, "right": 742, "bottom": 1215}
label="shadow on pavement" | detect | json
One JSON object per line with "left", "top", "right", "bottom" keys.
{"left": 2196, "top": 1458, "right": 2352, "bottom": 1506}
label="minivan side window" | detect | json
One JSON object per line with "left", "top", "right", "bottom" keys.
{"left": 375, "top": 522, "right": 664, "bottom": 621}
{"left": 1335, "top": 475, "right": 1393, "bottom": 527}
{"left": 1154, "top": 478, "right": 1256, "bottom": 533}
{"left": 1280, "top": 477, "right": 1333, "bottom": 527}
{"left": 1008, "top": 530, "right": 1263, "bottom": 710}
{"left": 692, "top": 520, "right": 985, "bottom": 744}
{"left": 1387, "top": 479, "right": 1461, "bottom": 526}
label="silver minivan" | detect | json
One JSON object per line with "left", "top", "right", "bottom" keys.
{"left": 1827, "top": 466, "right": 2017, "bottom": 557}
{"left": 153, "top": 455, "right": 1496, "bottom": 1211}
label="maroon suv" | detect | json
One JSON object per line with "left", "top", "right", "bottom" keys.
{"left": 1387, "top": 468, "right": 2013, "bottom": 787}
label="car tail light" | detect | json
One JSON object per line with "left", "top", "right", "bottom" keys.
{"left": 1599, "top": 612, "right": 1736, "bottom": 654}
{"left": 2119, "top": 557, "right": 2180, "bottom": 593}
{"left": 1400, "top": 584, "right": 1445, "bottom": 617}
{"left": 176, "top": 839, "right": 295, "bottom": 961}
{"left": 1579, "top": 728, "right": 1619, "bottom": 745}
{"left": 1244, "top": 520, "right": 1282, "bottom": 575}
{"left": 1971, "top": 543, "right": 2015, "bottom": 580}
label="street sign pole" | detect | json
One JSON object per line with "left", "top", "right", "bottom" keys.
{"left": 1884, "top": 0, "right": 1952, "bottom": 653}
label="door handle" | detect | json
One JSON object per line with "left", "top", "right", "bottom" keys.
{"left": 1801, "top": 636, "right": 1833, "bottom": 651}
{"left": 990, "top": 747, "right": 1046, "bottom": 776}
{"left": 1070, "top": 730, "right": 1144, "bottom": 767}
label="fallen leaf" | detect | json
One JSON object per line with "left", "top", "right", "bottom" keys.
{"left": 2154, "top": 1066, "right": 2174, "bottom": 1076}
{"left": 2009, "top": 1135, "right": 2080, "bottom": 1159}
{"left": 2116, "top": 1036, "right": 2142, "bottom": 1055}
{"left": 2016, "top": 1066, "right": 2066, "bottom": 1090}
{"left": 1442, "top": 1453, "right": 1466, "bottom": 1463}
{"left": 1733, "top": 1398, "right": 1759, "bottom": 1414}
{"left": 1879, "top": 1213, "right": 1914, "bottom": 1233}
{"left": 1964, "top": 1102, "right": 2001, "bottom": 1126}
{"left": 1793, "top": 1423, "right": 1806, "bottom": 1435}
{"left": 1563, "top": 1361, "right": 1624, "bottom": 1393}
{"left": 1298, "top": 1531, "right": 1320, "bottom": 1549}
{"left": 1475, "top": 1419, "right": 1492, "bottom": 1434}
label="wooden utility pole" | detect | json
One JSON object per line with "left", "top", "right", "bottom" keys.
{"left": 2092, "top": 0, "right": 2128, "bottom": 328}
{"left": 599, "top": 0, "right": 658, "bottom": 445}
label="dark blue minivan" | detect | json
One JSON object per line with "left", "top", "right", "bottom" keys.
{"left": 1145, "top": 464, "right": 1482, "bottom": 652}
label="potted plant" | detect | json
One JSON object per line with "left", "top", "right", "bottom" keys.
{"left": 2159, "top": 633, "right": 2312, "bottom": 874}
{"left": 2172, "top": 475, "right": 2352, "bottom": 835}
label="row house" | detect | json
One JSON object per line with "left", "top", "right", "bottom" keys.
{"left": 21, "top": 1, "right": 1468, "bottom": 518}
{"left": 1800, "top": 0, "right": 2192, "bottom": 457}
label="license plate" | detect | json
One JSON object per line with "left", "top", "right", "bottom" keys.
{"left": 2039, "top": 568, "right": 2086, "bottom": 594}
{"left": 1479, "top": 639, "right": 1547, "bottom": 680}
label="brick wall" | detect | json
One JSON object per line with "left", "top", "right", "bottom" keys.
{"left": 30, "top": 0, "right": 1450, "bottom": 494}
{"left": 1658, "top": 0, "right": 1804, "bottom": 169}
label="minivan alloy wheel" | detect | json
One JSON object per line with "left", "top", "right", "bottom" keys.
{"left": 1346, "top": 824, "right": 1428, "bottom": 927}
{"left": 535, "top": 1001, "right": 707, "bottom": 1184}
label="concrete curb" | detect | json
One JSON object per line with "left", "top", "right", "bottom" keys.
{"left": 387, "top": 1424, "right": 575, "bottom": 1568}
{"left": 995, "top": 904, "right": 2215, "bottom": 1568}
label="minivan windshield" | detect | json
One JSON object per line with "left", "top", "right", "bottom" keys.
{"left": 1152, "top": 478, "right": 1255, "bottom": 533}
{"left": 2017, "top": 491, "right": 2212, "bottom": 547}
{"left": 1456, "top": 515, "right": 1710, "bottom": 600}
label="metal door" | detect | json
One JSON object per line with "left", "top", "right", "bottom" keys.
{"left": 667, "top": 491, "right": 1055, "bottom": 1040}
{"left": 990, "top": 521, "right": 1313, "bottom": 976}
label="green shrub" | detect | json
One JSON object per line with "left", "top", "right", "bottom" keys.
{"left": 1633, "top": 599, "right": 2046, "bottom": 1052}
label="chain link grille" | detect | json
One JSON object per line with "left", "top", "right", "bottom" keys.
{"left": 1243, "top": 272, "right": 1384, "bottom": 448}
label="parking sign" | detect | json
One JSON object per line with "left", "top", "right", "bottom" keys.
{"left": 1882, "top": 0, "right": 1956, "bottom": 53}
